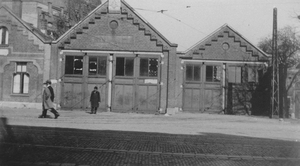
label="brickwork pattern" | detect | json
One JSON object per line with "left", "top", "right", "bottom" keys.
{"left": 1, "top": 126, "right": 299, "bottom": 166}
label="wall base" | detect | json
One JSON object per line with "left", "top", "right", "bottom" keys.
{"left": 0, "top": 101, "right": 59, "bottom": 110}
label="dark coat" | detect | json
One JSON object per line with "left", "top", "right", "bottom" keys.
{"left": 43, "top": 87, "right": 54, "bottom": 109}
{"left": 90, "top": 90, "right": 101, "bottom": 107}
{"left": 48, "top": 85, "right": 54, "bottom": 102}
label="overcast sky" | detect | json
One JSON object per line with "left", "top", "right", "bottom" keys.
{"left": 124, "top": 0, "right": 300, "bottom": 51}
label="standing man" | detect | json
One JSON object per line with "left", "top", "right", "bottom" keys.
{"left": 90, "top": 86, "right": 101, "bottom": 114}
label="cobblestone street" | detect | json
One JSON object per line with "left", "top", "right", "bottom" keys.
{"left": 0, "top": 108, "right": 300, "bottom": 166}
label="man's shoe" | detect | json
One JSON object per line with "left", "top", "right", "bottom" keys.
{"left": 54, "top": 113, "right": 60, "bottom": 119}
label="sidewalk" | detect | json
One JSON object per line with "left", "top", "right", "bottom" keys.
{"left": 1, "top": 107, "right": 300, "bottom": 141}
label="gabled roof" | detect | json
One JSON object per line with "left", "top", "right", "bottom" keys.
{"left": 184, "top": 24, "right": 269, "bottom": 61}
{"left": 53, "top": 0, "right": 177, "bottom": 48}
{"left": 0, "top": 5, "right": 53, "bottom": 43}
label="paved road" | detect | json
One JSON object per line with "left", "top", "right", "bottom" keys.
{"left": 0, "top": 108, "right": 300, "bottom": 166}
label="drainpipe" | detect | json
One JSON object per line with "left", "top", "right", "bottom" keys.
{"left": 166, "top": 51, "right": 170, "bottom": 113}
{"left": 222, "top": 63, "right": 226, "bottom": 112}
{"left": 107, "top": 54, "right": 113, "bottom": 112}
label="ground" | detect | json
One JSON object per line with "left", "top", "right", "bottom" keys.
{"left": 0, "top": 108, "right": 300, "bottom": 166}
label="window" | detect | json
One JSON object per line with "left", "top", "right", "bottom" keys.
{"left": 206, "top": 65, "right": 221, "bottom": 82}
{"left": 116, "top": 57, "right": 134, "bottom": 76}
{"left": 140, "top": 58, "right": 158, "bottom": 77}
{"left": 65, "top": 56, "right": 83, "bottom": 75}
{"left": 0, "top": 26, "right": 8, "bottom": 45}
{"left": 13, "top": 62, "right": 29, "bottom": 94}
{"left": 247, "top": 67, "right": 258, "bottom": 83}
{"left": 185, "top": 64, "right": 201, "bottom": 81}
{"left": 228, "top": 66, "right": 242, "bottom": 83}
{"left": 89, "top": 56, "right": 107, "bottom": 76}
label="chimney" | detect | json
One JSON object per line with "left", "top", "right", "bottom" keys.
{"left": 60, "top": 7, "right": 64, "bottom": 16}
{"left": 108, "top": 0, "right": 121, "bottom": 13}
{"left": 37, "top": 7, "right": 42, "bottom": 29}
{"left": 48, "top": 2, "right": 53, "bottom": 18}
{"left": 12, "top": 0, "right": 22, "bottom": 18}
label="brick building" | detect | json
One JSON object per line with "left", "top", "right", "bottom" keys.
{"left": 0, "top": 4, "right": 52, "bottom": 108}
{"left": 0, "top": 0, "right": 270, "bottom": 115}
{"left": 1, "top": 0, "right": 67, "bottom": 36}
{"left": 176, "top": 25, "right": 269, "bottom": 114}
{"left": 51, "top": 0, "right": 178, "bottom": 113}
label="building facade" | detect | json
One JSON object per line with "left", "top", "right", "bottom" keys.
{"left": 0, "top": 0, "right": 271, "bottom": 115}
{"left": 176, "top": 25, "right": 269, "bottom": 114}
{"left": 51, "top": 0, "right": 178, "bottom": 114}
{"left": 0, "top": 5, "right": 52, "bottom": 108}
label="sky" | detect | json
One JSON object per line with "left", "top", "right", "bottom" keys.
{"left": 124, "top": 0, "right": 300, "bottom": 51}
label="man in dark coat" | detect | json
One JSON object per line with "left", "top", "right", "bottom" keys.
{"left": 41, "top": 80, "right": 59, "bottom": 119}
{"left": 47, "top": 80, "right": 54, "bottom": 102}
{"left": 41, "top": 80, "right": 54, "bottom": 118}
{"left": 90, "top": 86, "right": 101, "bottom": 114}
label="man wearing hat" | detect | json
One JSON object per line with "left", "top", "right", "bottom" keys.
{"left": 42, "top": 80, "right": 59, "bottom": 119}
{"left": 90, "top": 86, "right": 101, "bottom": 114}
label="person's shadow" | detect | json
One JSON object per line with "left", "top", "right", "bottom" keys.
{"left": 0, "top": 117, "right": 15, "bottom": 143}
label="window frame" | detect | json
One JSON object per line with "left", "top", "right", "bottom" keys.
{"left": 64, "top": 55, "right": 84, "bottom": 75}
{"left": 0, "top": 26, "right": 9, "bottom": 46}
{"left": 88, "top": 56, "right": 107, "bottom": 77}
{"left": 115, "top": 57, "right": 135, "bottom": 77}
{"left": 205, "top": 65, "right": 221, "bottom": 83}
{"left": 12, "top": 62, "right": 29, "bottom": 94}
{"left": 228, "top": 66, "right": 243, "bottom": 84}
{"left": 247, "top": 66, "right": 258, "bottom": 83}
{"left": 185, "top": 63, "right": 202, "bottom": 83}
{"left": 139, "top": 57, "right": 159, "bottom": 78}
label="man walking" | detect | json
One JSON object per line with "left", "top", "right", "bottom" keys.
{"left": 90, "top": 86, "right": 101, "bottom": 114}
{"left": 41, "top": 80, "right": 54, "bottom": 118}
{"left": 42, "top": 80, "right": 59, "bottom": 119}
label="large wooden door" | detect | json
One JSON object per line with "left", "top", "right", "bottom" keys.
{"left": 183, "top": 62, "right": 222, "bottom": 113}
{"left": 183, "top": 63, "right": 204, "bottom": 112}
{"left": 112, "top": 54, "right": 160, "bottom": 113}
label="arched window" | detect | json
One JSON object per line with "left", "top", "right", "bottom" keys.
{"left": 0, "top": 26, "right": 9, "bottom": 45}
{"left": 13, "top": 62, "right": 29, "bottom": 94}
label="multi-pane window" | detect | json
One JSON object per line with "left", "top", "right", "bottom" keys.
{"left": 185, "top": 64, "right": 201, "bottom": 81}
{"left": 206, "top": 65, "right": 221, "bottom": 82}
{"left": 65, "top": 56, "right": 83, "bottom": 75}
{"left": 116, "top": 57, "right": 134, "bottom": 76}
{"left": 13, "top": 62, "right": 29, "bottom": 94}
{"left": 89, "top": 56, "right": 107, "bottom": 76}
{"left": 0, "top": 26, "right": 8, "bottom": 45}
{"left": 140, "top": 58, "right": 158, "bottom": 77}
{"left": 228, "top": 66, "right": 242, "bottom": 83}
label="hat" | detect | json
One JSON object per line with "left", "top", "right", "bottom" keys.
{"left": 45, "top": 80, "right": 51, "bottom": 84}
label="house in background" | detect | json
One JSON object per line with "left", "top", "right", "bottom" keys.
{"left": 1, "top": 0, "right": 67, "bottom": 36}
{"left": 0, "top": 5, "right": 52, "bottom": 108}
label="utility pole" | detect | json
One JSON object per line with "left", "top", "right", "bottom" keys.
{"left": 270, "top": 8, "right": 280, "bottom": 118}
